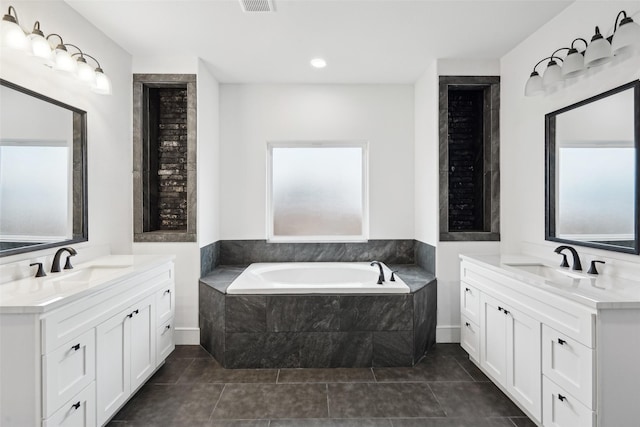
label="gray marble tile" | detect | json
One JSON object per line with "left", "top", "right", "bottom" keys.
{"left": 177, "top": 358, "right": 277, "bottom": 383}
{"left": 113, "top": 383, "right": 223, "bottom": 423}
{"left": 226, "top": 296, "right": 267, "bottom": 332}
{"left": 267, "top": 296, "right": 340, "bottom": 332}
{"left": 278, "top": 368, "right": 375, "bottom": 383}
{"left": 211, "top": 383, "right": 328, "bottom": 419}
{"left": 225, "top": 333, "right": 301, "bottom": 368}
{"left": 200, "top": 241, "right": 220, "bottom": 277}
{"left": 299, "top": 333, "right": 333, "bottom": 368}
{"left": 329, "top": 332, "right": 373, "bottom": 368}
{"left": 200, "top": 266, "right": 246, "bottom": 293}
{"left": 388, "top": 265, "right": 436, "bottom": 293}
{"left": 271, "top": 420, "right": 392, "bottom": 427}
{"left": 327, "top": 383, "right": 444, "bottom": 418}
{"left": 509, "top": 417, "right": 538, "bottom": 427}
{"left": 425, "top": 343, "right": 468, "bottom": 358}
{"left": 147, "top": 358, "right": 193, "bottom": 384}
{"left": 340, "top": 296, "right": 412, "bottom": 331}
{"left": 373, "top": 331, "right": 413, "bottom": 367}
{"left": 107, "top": 421, "right": 214, "bottom": 427}
{"left": 199, "top": 283, "right": 225, "bottom": 362}
{"left": 429, "top": 382, "right": 525, "bottom": 417}
{"left": 391, "top": 418, "right": 516, "bottom": 427}
{"left": 414, "top": 240, "right": 436, "bottom": 274}
{"left": 373, "top": 355, "right": 474, "bottom": 382}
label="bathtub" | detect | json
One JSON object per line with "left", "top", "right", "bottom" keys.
{"left": 226, "top": 262, "right": 410, "bottom": 294}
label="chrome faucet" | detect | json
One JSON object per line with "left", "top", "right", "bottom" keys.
{"left": 554, "top": 245, "right": 582, "bottom": 271}
{"left": 51, "top": 247, "right": 77, "bottom": 273}
{"left": 370, "top": 260, "right": 385, "bottom": 284}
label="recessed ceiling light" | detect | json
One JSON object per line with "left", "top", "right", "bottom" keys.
{"left": 310, "top": 58, "right": 327, "bottom": 69}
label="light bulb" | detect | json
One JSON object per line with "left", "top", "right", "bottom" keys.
{"left": 1, "top": 12, "right": 27, "bottom": 51}
{"left": 76, "top": 56, "right": 96, "bottom": 84}
{"left": 584, "top": 26, "right": 612, "bottom": 68}
{"left": 524, "top": 71, "right": 543, "bottom": 97}
{"left": 92, "top": 68, "right": 112, "bottom": 95}
{"left": 54, "top": 45, "right": 77, "bottom": 74}
{"left": 612, "top": 15, "right": 640, "bottom": 56}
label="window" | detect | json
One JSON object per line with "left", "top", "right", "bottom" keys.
{"left": 267, "top": 142, "right": 368, "bottom": 242}
{"left": 439, "top": 76, "right": 500, "bottom": 241}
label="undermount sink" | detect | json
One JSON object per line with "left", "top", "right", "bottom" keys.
{"left": 504, "top": 263, "right": 587, "bottom": 282}
{"left": 49, "top": 264, "right": 128, "bottom": 285}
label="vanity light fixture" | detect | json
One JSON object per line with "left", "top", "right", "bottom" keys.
{"left": 0, "top": 5, "right": 112, "bottom": 95}
{"left": 1, "top": 6, "right": 27, "bottom": 50}
{"left": 525, "top": 9, "right": 640, "bottom": 97}
{"left": 310, "top": 57, "right": 327, "bottom": 68}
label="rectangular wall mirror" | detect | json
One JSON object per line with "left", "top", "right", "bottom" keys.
{"left": 546, "top": 80, "right": 640, "bottom": 254}
{"left": 0, "top": 79, "right": 87, "bottom": 257}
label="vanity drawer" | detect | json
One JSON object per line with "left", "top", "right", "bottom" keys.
{"left": 542, "top": 324, "right": 594, "bottom": 409}
{"left": 42, "top": 329, "right": 96, "bottom": 418}
{"left": 157, "top": 318, "right": 175, "bottom": 361}
{"left": 460, "top": 315, "right": 479, "bottom": 361}
{"left": 156, "top": 283, "right": 175, "bottom": 325}
{"left": 543, "top": 376, "right": 594, "bottom": 427}
{"left": 460, "top": 282, "right": 480, "bottom": 325}
{"left": 43, "top": 381, "right": 96, "bottom": 427}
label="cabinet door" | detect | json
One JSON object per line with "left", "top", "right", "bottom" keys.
{"left": 156, "top": 284, "right": 174, "bottom": 325}
{"left": 506, "top": 306, "right": 542, "bottom": 421}
{"left": 96, "top": 308, "right": 131, "bottom": 427}
{"left": 460, "top": 282, "right": 480, "bottom": 325}
{"left": 43, "top": 382, "right": 96, "bottom": 427}
{"left": 480, "top": 293, "right": 507, "bottom": 386}
{"left": 130, "top": 294, "right": 156, "bottom": 391}
{"left": 460, "top": 315, "right": 480, "bottom": 361}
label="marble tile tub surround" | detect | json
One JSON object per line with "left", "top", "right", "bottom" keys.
{"left": 199, "top": 265, "right": 436, "bottom": 368}
{"left": 199, "top": 239, "right": 436, "bottom": 276}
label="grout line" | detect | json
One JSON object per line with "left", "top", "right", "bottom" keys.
{"left": 326, "top": 383, "right": 331, "bottom": 418}
{"left": 275, "top": 369, "right": 280, "bottom": 384}
{"left": 425, "top": 382, "right": 447, "bottom": 417}
{"left": 208, "top": 383, "right": 226, "bottom": 422}
{"left": 371, "top": 367, "right": 378, "bottom": 382}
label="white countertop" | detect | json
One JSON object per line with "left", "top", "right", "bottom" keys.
{"left": 0, "top": 254, "right": 174, "bottom": 314}
{"left": 460, "top": 253, "right": 640, "bottom": 310}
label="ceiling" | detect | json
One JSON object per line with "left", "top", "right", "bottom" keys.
{"left": 65, "top": 0, "right": 574, "bottom": 83}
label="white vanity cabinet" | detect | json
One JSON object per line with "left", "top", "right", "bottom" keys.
{"left": 461, "top": 255, "right": 640, "bottom": 427}
{"left": 0, "top": 256, "right": 175, "bottom": 427}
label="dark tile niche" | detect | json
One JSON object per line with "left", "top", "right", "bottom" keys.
{"left": 448, "top": 88, "right": 485, "bottom": 232}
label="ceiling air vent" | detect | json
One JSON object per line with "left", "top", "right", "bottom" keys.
{"left": 239, "top": 0, "right": 275, "bottom": 13}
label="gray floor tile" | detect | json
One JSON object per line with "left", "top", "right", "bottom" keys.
{"left": 328, "top": 383, "right": 445, "bottom": 418}
{"left": 391, "top": 417, "right": 516, "bottom": 427}
{"left": 147, "top": 358, "right": 194, "bottom": 384}
{"left": 373, "top": 355, "right": 473, "bottom": 382}
{"left": 424, "top": 344, "right": 468, "bottom": 358}
{"left": 107, "top": 422, "right": 213, "bottom": 427}
{"left": 453, "top": 356, "right": 491, "bottom": 382}
{"left": 167, "top": 345, "right": 213, "bottom": 360}
{"left": 278, "top": 368, "right": 375, "bottom": 383}
{"left": 212, "top": 383, "right": 328, "bottom": 419}
{"left": 211, "top": 421, "right": 270, "bottom": 427}
{"left": 509, "top": 417, "right": 538, "bottom": 427}
{"left": 271, "top": 420, "right": 392, "bottom": 427}
{"left": 429, "top": 382, "right": 525, "bottom": 418}
{"left": 178, "top": 358, "right": 278, "bottom": 383}
{"left": 113, "top": 383, "right": 223, "bottom": 423}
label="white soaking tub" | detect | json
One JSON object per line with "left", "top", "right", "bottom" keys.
{"left": 226, "top": 262, "right": 410, "bottom": 294}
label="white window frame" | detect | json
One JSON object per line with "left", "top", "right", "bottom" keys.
{"left": 267, "top": 141, "right": 369, "bottom": 243}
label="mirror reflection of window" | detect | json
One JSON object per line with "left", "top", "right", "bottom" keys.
{"left": 554, "top": 87, "right": 636, "bottom": 249}
{"left": 0, "top": 84, "right": 74, "bottom": 250}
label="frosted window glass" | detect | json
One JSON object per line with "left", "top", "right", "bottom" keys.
{"left": 557, "top": 147, "right": 635, "bottom": 241}
{"left": 0, "top": 145, "right": 70, "bottom": 239}
{"left": 271, "top": 146, "right": 365, "bottom": 238}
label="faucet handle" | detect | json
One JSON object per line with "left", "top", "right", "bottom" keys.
{"left": 558, "top": 253, "right": 569, "bottom": 268}
{"left": 64, "top": 255, "right": 74, "bottom": 270}
{"left": 587, "top": 260, "right": 605, "bottom": 275}
{"left": 29, "top": 262, "right": 46, "bottom": 278}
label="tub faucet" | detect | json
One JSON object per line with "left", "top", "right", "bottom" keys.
{"left": 51, "top": 247, "right": 77, "bottom": 273}
{"left": 554, "top": 245, "right": 582, "bottom": 271}
{"left": 370, "top": 261, "right": 385, "bottom": 284}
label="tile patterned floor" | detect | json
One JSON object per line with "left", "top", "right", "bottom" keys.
{"left": 107, "top": 344, "right": 537, "bottom": 427}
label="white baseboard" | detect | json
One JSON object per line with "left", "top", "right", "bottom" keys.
{"left": 175, "top": 327, "right": 200, "bottom": 345}
{"left": 436, "top": 325, "right": 460, "bottom": 343}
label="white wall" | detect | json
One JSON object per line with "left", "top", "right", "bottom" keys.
{"left": 219, "top": 84, "right": 415, "bottom": 240}
{"left": 197, "top": 60, "right": 221, "bottom": 247}
{"left": 0, "top": 0, "right": 133, "bottom": 268}
{"left": 501, "top": 1, "right": 640, "bottom": 275}
{"left": 413, "top": 61, "right": 439, "bottom": 246}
